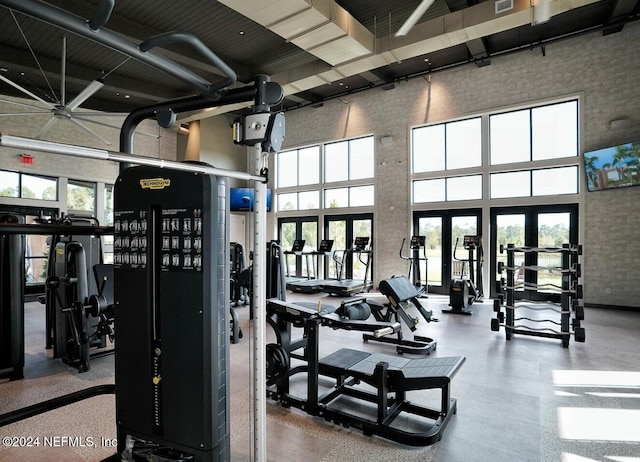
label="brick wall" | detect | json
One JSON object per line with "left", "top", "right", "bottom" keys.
{"left": 282, "top": 22, "right": 640, "bottom": 308}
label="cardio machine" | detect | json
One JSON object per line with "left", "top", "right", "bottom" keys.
{"left": 445, "top": 235, "right": 484, "bottom": 315}
{"left": 399, "top": 235, "right": 428, "bottom": 297}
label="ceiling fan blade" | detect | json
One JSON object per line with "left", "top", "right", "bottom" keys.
{"left": 395, "top": 0, "right": 437, "bottom": 37}
{"left": 35, "top": 117, "right": 58, "bottom": 139}
{"left": 71, "top": 111, "right": 129, "bottom": 117}
{"left": 72, "top": 116, "right": 122, "bottom": 130}
{"left": 61, "top": 36, "right": 67, "bottom": 106}
{"left": 0, "top": 97, "right": 50, "bottom": 110}
{"left": 68, "top": 116, "right": 111, "bottom": 145}
{"left": 0, "top": 112, "right": 51, "bottom": 116}
{"left": 66, "top": 80, "right": 104, "bottom": 112}
{"left": 0, "top": 75, "right": 56, "bottom": 108}
{"left": 74, "top": 115, "right": 158, "bottom": 138}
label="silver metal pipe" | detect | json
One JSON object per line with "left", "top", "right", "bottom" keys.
{"left": 0, "top": 134, "right": 265, "bottom": 183}
{"left": 251, "top": 143, "right": 267, "bottom": 462}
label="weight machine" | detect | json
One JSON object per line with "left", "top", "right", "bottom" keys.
{"left": 0, "top": 213, "right": 114, "bottom": 376}
{"left": 44, "top": 216, "right": 114, "bottom": 371}
{"left": 0, "top": 213, "right": 24, "bottom": 380}
{"left": 445, "top": 235, "right": 484, "bottom": 315}
{"left": 0, "top": 2, "right": 286, "bottom": 460}
{"left": 265, "top": 297, "right": 465, "bottom": 446}
{"left": 363, "top": 275, "right": 437, "bottom": 355}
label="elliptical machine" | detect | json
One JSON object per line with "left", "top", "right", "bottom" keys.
{"left": 399, "top": 235, "right": 428, "bottom": 297}
{"left": 444, "top": 235, "right": 484, "bottom": 315}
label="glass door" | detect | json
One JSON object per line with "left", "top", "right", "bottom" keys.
{"left": 451, "top": 215, "right": 480, "bottom": 282}
{"left": 536, "top": 212, "right": 572, "bottom": 295}
{"left": 278, "top": 217, "right": 318, "bottom": 278}
{"left": 494, "top": 213, "right": 526, "bottom": 296}
{"left": 490, "top": 205, "right": 578, "bottom": 300}
{"left": 325, "top": 214, "right": 372, "bottom": 280}
{"left": 414, "top": 210, "right": 481, "bottom": 295}
{"left": 417, "top": 216, "right": 442, "bottom": 290}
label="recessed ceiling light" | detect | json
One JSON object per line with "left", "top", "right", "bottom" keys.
{"left": 239, "top": 31, "right": 245, "bottom": 35}
{"left": 0, "top": 68, "right": 7, "bottom": 72}
{"left": 20, "top": 72, "right": 25, "bottom": 76}
{"left": 338, "top": 82, "right": 344, "bottom": 86}
{"left": 124, "top": 94, "right": 130, "bottom": 99}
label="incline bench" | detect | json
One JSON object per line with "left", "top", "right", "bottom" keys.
{"left": 365, "top": 275, "right": 438, "bottom": 355}
{"left": 266, "top": 298, "right": 466, "bottom": 446}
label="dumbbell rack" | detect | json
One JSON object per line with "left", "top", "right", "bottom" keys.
{"left": 492, "top": 243, "right": 585, "bottom": 347}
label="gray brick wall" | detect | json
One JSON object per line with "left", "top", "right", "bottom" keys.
{"left": 283, "top": 22, "right": 640, "bottom": 307}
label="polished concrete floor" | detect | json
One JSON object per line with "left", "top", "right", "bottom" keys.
{"left": 1, "top": 293, "right": 639, "bottom": 462}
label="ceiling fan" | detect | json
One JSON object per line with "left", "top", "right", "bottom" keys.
{"left": 0, "top": 11, "right": 129, "bottom": 146}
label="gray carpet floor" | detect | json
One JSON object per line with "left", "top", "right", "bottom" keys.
{"left": 1, "top": 294, "right": 639, "bottom": 461}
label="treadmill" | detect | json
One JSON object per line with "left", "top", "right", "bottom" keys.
{"left": 322, "top": 237, "right": 373, "bottom": 296}
{"left": 284, "top": 239, "right": 310, "bottom": 289}
{"left": 288, "top": 239, "right": 335, "bottom": 294}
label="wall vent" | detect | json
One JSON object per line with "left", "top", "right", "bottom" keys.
{"left": 495, "top": 0, "right": 514, "bottom": 14}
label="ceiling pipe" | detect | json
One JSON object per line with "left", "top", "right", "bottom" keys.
{"left": 0, "top": 0, "right": 235, "bottom": 100}
{"left": 395, "top": 0, "right": 437, "bottom": 37}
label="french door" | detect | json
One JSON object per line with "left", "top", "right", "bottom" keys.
{"left": 490, "top": 204, "right": 578, "bottom": 301}
{"left": 277, "top": 217, "right": 318, "bottom": 278}
{"left": 324, "top": 214, "right": 372, "bottom": 280}
{"left": 413, "top": 209, "right": 481, "bottom": 295}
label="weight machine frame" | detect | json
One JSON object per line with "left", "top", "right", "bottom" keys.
{"left": 0, "top": 1, "right": 284, "bottom": 458}
{"left": 265, "top": 298, "right": 465, "bottom": 447}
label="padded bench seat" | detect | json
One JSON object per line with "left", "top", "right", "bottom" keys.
{"left": 320, "top": 348, "right": 465, "bottom": 390}
{"left": 316, "top": 347, "right": 466, "bottom": 446}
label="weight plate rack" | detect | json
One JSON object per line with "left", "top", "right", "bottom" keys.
{"left": 492, "top": 243, "right": 585, "bottom": 347}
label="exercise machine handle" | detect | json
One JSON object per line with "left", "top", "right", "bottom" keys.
{"left": 399, "top": 238, "right": 409, "bottom": 260}
{"left": 373, "top": 322, "right": 401, "bottom": 338}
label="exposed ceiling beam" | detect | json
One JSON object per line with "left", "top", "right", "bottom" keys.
{"left": 182, "top": 0, "right": 603, "bottom": 120}
{"left": 218, "top": 0, "right": 375, "bottom": 67}
{"left": 602, "top": 0, "right": 639, "bottom": 34}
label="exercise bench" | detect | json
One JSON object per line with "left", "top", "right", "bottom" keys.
{"left": 364, "top": 275, "right": 437, "bottom": 355}
{"left": 266, "top": 298, "right": 465, "bottom": 446}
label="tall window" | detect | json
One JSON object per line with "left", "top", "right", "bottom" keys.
{"left": 411, "top": 98, "right": 580, "bottom": 204}
{"left": 67, "top": 179, "right": 96, "bottom": 215}
{"left": 276, "top": 135, "right": 375, "bottom": 211}
{"left": 490, "top": 100, "right": 578, "bottom": 165}
{"left": 0, "top": 170, "right": 58, "bottom": 200}
{"left": 324, "top": 136, "right": 374, "bottom": 182}
{"left": 0, "top": 170, "right": 19, "bottom": 197}
{"left": 277, "top": 145, "right": 319, "bottom": 187}
{"left": 412, "top": 117, "right": 482, "bottom": 173}
{"left": 104, "top": 184, "right": 114, "bottom": 225}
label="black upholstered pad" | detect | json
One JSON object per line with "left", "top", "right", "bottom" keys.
{"left": 379, "top": 276, "right": 420, "bottom": 303}
{"left": 320, "top": 348, "right": 370, "bottom": 371}
{"left": 293, "top": 301, "right": 337, "bottom": 314}
{"left": 320, "top": 348, "right": 465, "bottom": 390}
